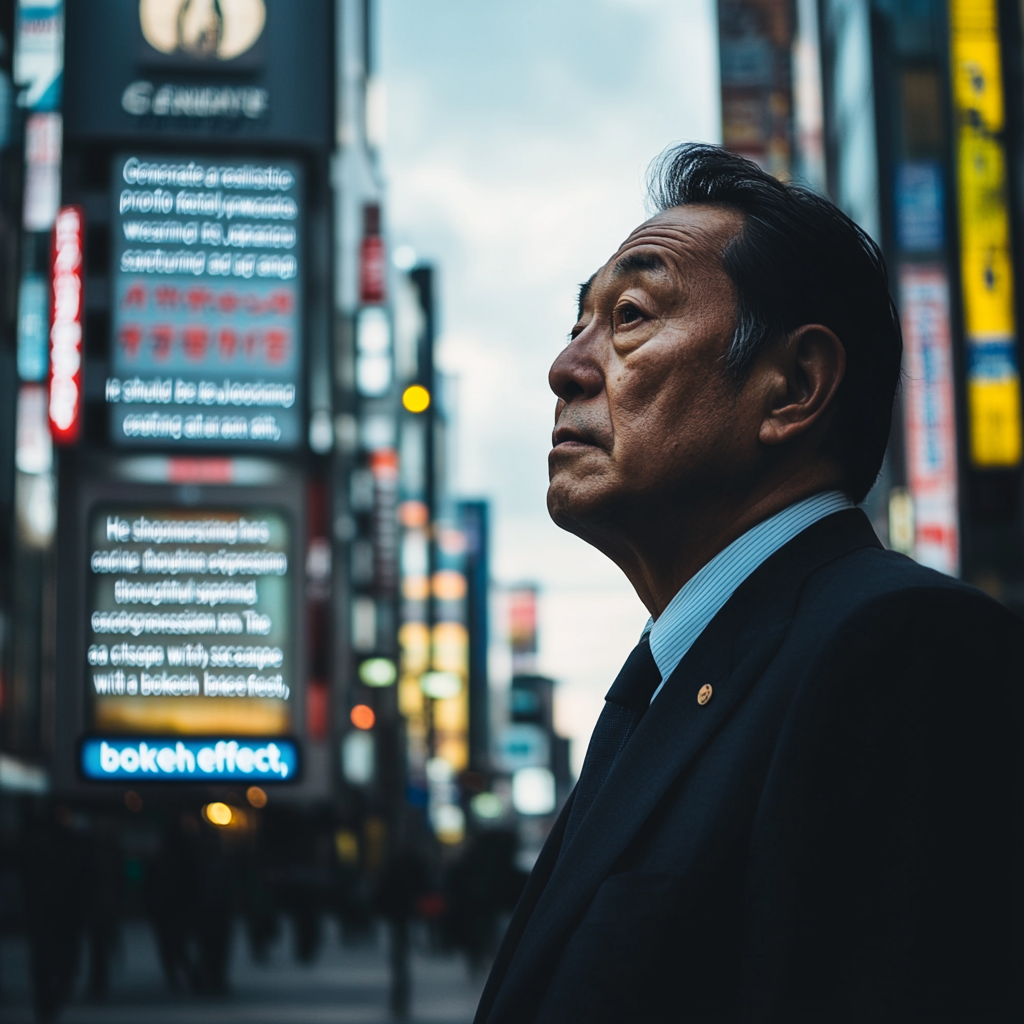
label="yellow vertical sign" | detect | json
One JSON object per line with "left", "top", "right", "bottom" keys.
{"left": 950, "top": 0, "right": 1023, "bottom": 466}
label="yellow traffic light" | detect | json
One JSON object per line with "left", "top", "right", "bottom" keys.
{"left": 402, "top": 385, "right": 430, "bottom": 413}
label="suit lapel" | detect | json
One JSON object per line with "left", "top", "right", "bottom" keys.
{"left": 480, "top": 509, "right": 880, "bottom": 1023}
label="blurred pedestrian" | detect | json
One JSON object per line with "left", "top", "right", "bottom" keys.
{"left": 145, "top": 811, "right": 233, "bottom": 994}
{"left": 145, "top": 816, "right": 197, "bottom": 991}
{"left": 21, "top": 809, "right": 88, "bottom": 1022}
{"left": 375, "top": 844, "right": 428, "bottom": 1020}
{"left": 85, "top": 819, "right": 122, "bottom": 999}
{"left": 475, "top": 144, "right": 1024, "bottom": 1023}
{"left": 445, "top": 830, "right": 521, "bottom": 977}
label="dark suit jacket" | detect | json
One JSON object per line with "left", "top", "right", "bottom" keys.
{"left": 475, "top": 509, "right": 1024, "bottom": 1023}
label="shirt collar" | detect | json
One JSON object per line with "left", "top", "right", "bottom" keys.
{"left": 642, "top": 490, "right": 854, "bottom": 701}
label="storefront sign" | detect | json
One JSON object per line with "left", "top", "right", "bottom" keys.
{"left": 80, "top": 735, "right": 298, "bottom": 781}
{"left": 895, "top": 161, "right": 944, "bottom": 252}
{"left": 120, "top": 81, "right": 269, "bottom": 120}
{"left": 105, "top": 153, "right": 303, "bottom": 449}
{"left": 49, "top": 205, "right": 83, "bottom": 444}
{"left": 900, "top": 265, "right": 959, "bottom": 575}
{"left": 63, "top": 0, "right": 331, "bottom": 148}
{"left": 718, "top": 0, "right": 794, "bottom": 179}
{"left": 950, "top": 0, "right": 1022, "bottom": 466}
{"left": 14, "top": 0, "right": 64, "bottom": 112}
{"left": 24, "top": 112, "right": 62, "bottom": 231}
{"left": 86, "top": 506, "right": 294, "bottom": 739}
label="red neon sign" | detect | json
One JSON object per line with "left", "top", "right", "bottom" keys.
{"left": 359, "top": 234, "right": 386, "bottom": 304}
{"left": 49, "top": 205, "right": 84, "bottom": 444}
{"left": 359, "top": 203, "right": 386, "bottom": 304}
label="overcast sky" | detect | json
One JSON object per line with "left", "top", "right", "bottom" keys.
{"left": 380, "top": 0, "right": 720, "bottom": 771}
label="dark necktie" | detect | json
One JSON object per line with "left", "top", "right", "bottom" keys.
{"left": 561, "top": 634, "right": 662, "bottom": 850}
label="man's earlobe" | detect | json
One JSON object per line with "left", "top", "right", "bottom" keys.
{"left": 759, "top": 325, "right": 846, "bottom": 447}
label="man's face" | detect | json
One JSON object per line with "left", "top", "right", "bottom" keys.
{"left": 547, "top": 204, "right": 764, "bottom": 540}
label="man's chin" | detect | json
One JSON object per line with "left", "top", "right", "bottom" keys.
{"left": 546, "top": 478, "right": 610, "bottom": 535}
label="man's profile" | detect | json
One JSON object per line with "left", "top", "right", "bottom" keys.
{"left": 474, "top": 144, "right": 1023, "bottom": 1023}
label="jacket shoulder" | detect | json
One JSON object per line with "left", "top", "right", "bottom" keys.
{"left": 796, "top": 543, "right": 1018, "bottom": 635}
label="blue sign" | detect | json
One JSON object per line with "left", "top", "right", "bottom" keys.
{"left": 80, "top": 736, "right": 299, "bottom": 782}
{"left": 14, "top": 0, "right": 63, "bottom": 113}
{"left": 896, "top": 161, "right": 945, "bottom": 252}
{"left": 16, "top": 274, "right": 48, "bottom": 381}
{"left": 968, "top": 339, "right": 1019, "bottom": 381}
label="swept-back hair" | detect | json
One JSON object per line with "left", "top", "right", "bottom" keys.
{"left": 647, "top": 143, "right": 902, "bottom": 503}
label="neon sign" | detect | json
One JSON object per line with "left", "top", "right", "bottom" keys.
{"left": 80, "top": 736, "right": 298, "bottom": 782}
{"left": 107, "top": 154, "right": 304, "bottom": 449}
{"left": 48, "top": 205, "right": 84, "bottom": 444}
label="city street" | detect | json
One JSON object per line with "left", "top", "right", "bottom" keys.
{"left": 0, "top": 920, "right": 486, "bottom": 1024}
{"left": 2, "top": 0, "right": 1023, "bottom": 1018}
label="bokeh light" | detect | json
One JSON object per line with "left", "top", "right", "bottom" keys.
{"left": 203, "top": 802, "right": 234, "bottom": 827}
{"left": 402, "top": 384, "right": 430, "bottom": 413}
{"left": 350, "top": 704, "right": 376, "bottom": 730}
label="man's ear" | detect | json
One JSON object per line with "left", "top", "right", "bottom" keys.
{"left": 759, "top": 324, "right": 846, "bottom": 447}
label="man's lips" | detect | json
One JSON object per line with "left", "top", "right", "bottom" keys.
{"left": 551, "top": 426, "right": 602, "bottom": 450}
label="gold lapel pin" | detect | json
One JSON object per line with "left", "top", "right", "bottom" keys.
{"left": 697, "top": 683, "right": 713, "bottom": 706}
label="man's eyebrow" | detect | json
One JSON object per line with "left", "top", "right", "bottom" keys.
{"left": 611, "top": 250, "right": 669, "bottom": 279}
{"left": 577, "top": 274, "right": 596, "bottom": 319}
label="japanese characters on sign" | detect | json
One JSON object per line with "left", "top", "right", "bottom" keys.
{"left": 105, "top": 154, "right": 304, "bottom": 449}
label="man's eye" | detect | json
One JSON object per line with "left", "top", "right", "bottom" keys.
{"left": 616, "top": 303, "right": 642, "bottom": 325}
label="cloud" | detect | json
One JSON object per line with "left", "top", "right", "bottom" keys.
{"left": 381, "top": 0, "right": 718, "bottom": 765}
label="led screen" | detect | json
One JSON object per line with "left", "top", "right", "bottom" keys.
{"left": 80, "top": 736, "right": 299, "bottom": 782}
{"left": 85, "top": 505, "right": 294, "bottom": 737}
{"left": 106, "top": 154, "right": 303, "bottom": 448}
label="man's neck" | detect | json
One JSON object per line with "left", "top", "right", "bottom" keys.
{"left": 587, "top": 472, "right": 847, "bottom": 618}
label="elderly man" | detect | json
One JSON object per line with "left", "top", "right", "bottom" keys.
{"left": 474, "top": 145, "right": 1023, "bottom": 1023}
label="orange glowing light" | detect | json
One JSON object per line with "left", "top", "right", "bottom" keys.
{"left": 350, "top": 704, "right": 376, "bottom": 730}
{"left": 203, "top": 802, "right": 234, "bottom": 826}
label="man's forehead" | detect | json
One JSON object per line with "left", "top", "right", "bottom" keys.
{"left": 577, "top": 205, "right": 743, "bottom": 315}
{"left": 614, "top": 205, "right": 742, "bottom": 267}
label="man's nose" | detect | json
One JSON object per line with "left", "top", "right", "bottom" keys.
{"left": 549, "top": 332, "right": 603, "bottom": 403}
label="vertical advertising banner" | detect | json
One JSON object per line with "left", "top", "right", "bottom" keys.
{"left": 949, "top": 0, "right": 1022, "bottom": 467}
{"left": 13, "top": 0, "right": 64, "bottom": 112}
{"left": 81, "top": 505, "right": 299, "bottom": 783}
{"left": 900, "top": 265, "right": 960, "bottom": 576}
{"left": 432, "top": 523, "right": 469, "bottom": 773}
{"left": 48, "top": 206, "right": 83, "bottom": 444}
{"left": 507, "top": 585, "right": 538, "bottom": 675}
{"left": 105, "top": 154, "right": 304, "bottom": 449}
{"left": 718, "top": 0, "right": 794, "bottom": 179}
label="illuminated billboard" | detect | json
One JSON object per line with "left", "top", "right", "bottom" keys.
{"left": 105, "top": 154, "right": 303, "bottom": 449}
{"left": 80, "top": 736, "right": 298, "bottom": 782}
{"left": 950, "top": 0, "right": 1022, "bottom": 466}
{"left": 84, "top": 505, "right": 294, "bottom": 741}
{"left": 900, "top": 266, "right": 959, "bottom": 575}
{"left": 49, "top": 206, "right": 84, "bottom": 444}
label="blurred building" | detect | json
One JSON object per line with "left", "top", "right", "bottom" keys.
{"left": 0, "top": 0, "right": 493, "bottom": 1014}
{"left": 491, "top": 585, "right": 572, "bottom": 869}
{"left": 719, "top": 0, "right": 1024, "bottom": 612}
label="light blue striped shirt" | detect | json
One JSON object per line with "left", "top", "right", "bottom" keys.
{"left": 646, "top": 490, "right": 853, "bottom": 702}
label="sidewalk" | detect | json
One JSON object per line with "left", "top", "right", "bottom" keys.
{"left": 0, "top": 919, "right": 486, "bottom": 1024}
